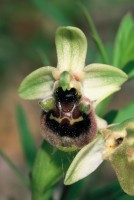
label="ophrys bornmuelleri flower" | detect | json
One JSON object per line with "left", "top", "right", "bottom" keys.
{"left": 64, "top": 118, "right": 134, "bottom": 196}
{"left": 18, "top": 26, "right": 127, "bottom": 152}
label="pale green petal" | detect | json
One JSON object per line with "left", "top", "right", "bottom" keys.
{"left": 104, "top": 119, "right": 134, "bottom": 196}
{"left": 64, "top": 136, "right": 104, "bottom": 185}
{"left": 19, "top": 67, "right": 57, "bottom": 100}
{"left": 82, "top": 64, "right": 128, "bottom": 106}
{"left": 56, "top": 26, "right": 87, "bottom": 73}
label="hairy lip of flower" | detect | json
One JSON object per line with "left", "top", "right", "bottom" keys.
{"left": 41, "top": 94, "right": 98, "bottom": 150}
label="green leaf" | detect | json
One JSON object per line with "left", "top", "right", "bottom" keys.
{"left": 82, "top": 64, "right": 128, "bottom": 106}
{"left": 118, "top": 195, "right": 134, "bottom": 200}
{"left": 18, "top": 66, "right": 56, "bottom": 100}
{"left": 64, "top": 179, "right": 88, "bottom": 200}
{"left": 64, "top": 136, "right": 104, "bottom": 185}
{"left": 95, "top": 96, "right": 112, "bottom": 117}
{"left": 0, "top": 149, "right": 30, "bottom": 189}
{"left": 56, "top": 26, "right": 87, "bottom": 72}
{"left": 32, "top": 140, "right": 76, "bottom": 200}
{"left": 41, "top": 187, "right": 54, "bottom": 200}
{"left": 79, "top": 3, "right": 109, "bottom": 64}
{"left": 113, "top": 14, "right": 134, "bottom": 68}
{"left": 88, "top": 181, "right": 122, "bottom": 200}
{"left": 113, "top": 102, "right": 134, "bottom": 123}
{"left": 123, "top": 61, "right": 134, "bottom": 79}
{"left": 118, "top": 194, "right": 134, "bottom": 200}
{"left": 104, "top": 110, "right": 118, "bottom": 124}
{"left": 16, "top": 105, "right": 37, "bottom": 168}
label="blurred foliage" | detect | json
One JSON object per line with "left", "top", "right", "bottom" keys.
{"left": 113, "top": 15, "right": 134, "bottom": 68}
{"left": 0, "top": 149, "right": 30, "bottom": 189}
{"left": 16, "top": 105, "right": 37, "bottom": 168}
{"left": 0, "top": 0, "right": 134, "bottom": 76}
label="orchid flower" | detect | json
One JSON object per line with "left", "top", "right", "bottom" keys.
{"left": 65, "top": 118, "right": 134, "bottom": 196}
{"left": 19, "top": 26, "right": 127, "bottom": 152}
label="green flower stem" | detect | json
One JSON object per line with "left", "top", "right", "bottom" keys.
{"left": 79, "top": 3, "right": 110, "bottom": 64}
{"left": 31, "top": 141, "right": 76, "bottom": 200}
{"left": 0, "top": 149, "right": 30, "bottom": 189}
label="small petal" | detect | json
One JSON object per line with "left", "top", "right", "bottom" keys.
{"left": 39, "top": 97, "right": 55, "bottom": 112}
{"left": 82, "top": 64, "right": 128, "bottom": 106}
{"left": 56, "top": 26, "right": 87, "bottom": 74}
{"left": 96, "top": 116, "right": 108, "bottom": 130}
{"left": 18, "top": 67, "right": 57, "bottom": 100}
{"left": 64, "top": 136, "right": 104, "bottom": 185}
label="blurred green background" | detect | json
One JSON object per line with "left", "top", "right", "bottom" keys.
{"left": 0, "top": 0, "right": 134, "bottom": 199}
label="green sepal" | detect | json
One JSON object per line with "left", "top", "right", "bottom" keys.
{"left": 82, "top": 64, "right": 128, "bottom": 106}
{"left": 18, "top": 67, "right": 57, "bottom": 100}
{"left": 56, "top": 26, "right": 87, "bottom": 73}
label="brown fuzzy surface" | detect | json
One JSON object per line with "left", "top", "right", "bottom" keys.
{"left": 41, "top": 103, "right": 97, "bottom": 149}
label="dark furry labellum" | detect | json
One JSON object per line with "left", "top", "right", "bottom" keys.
{"left": 41, "top": 87, "right": 97, "bottom": 151}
